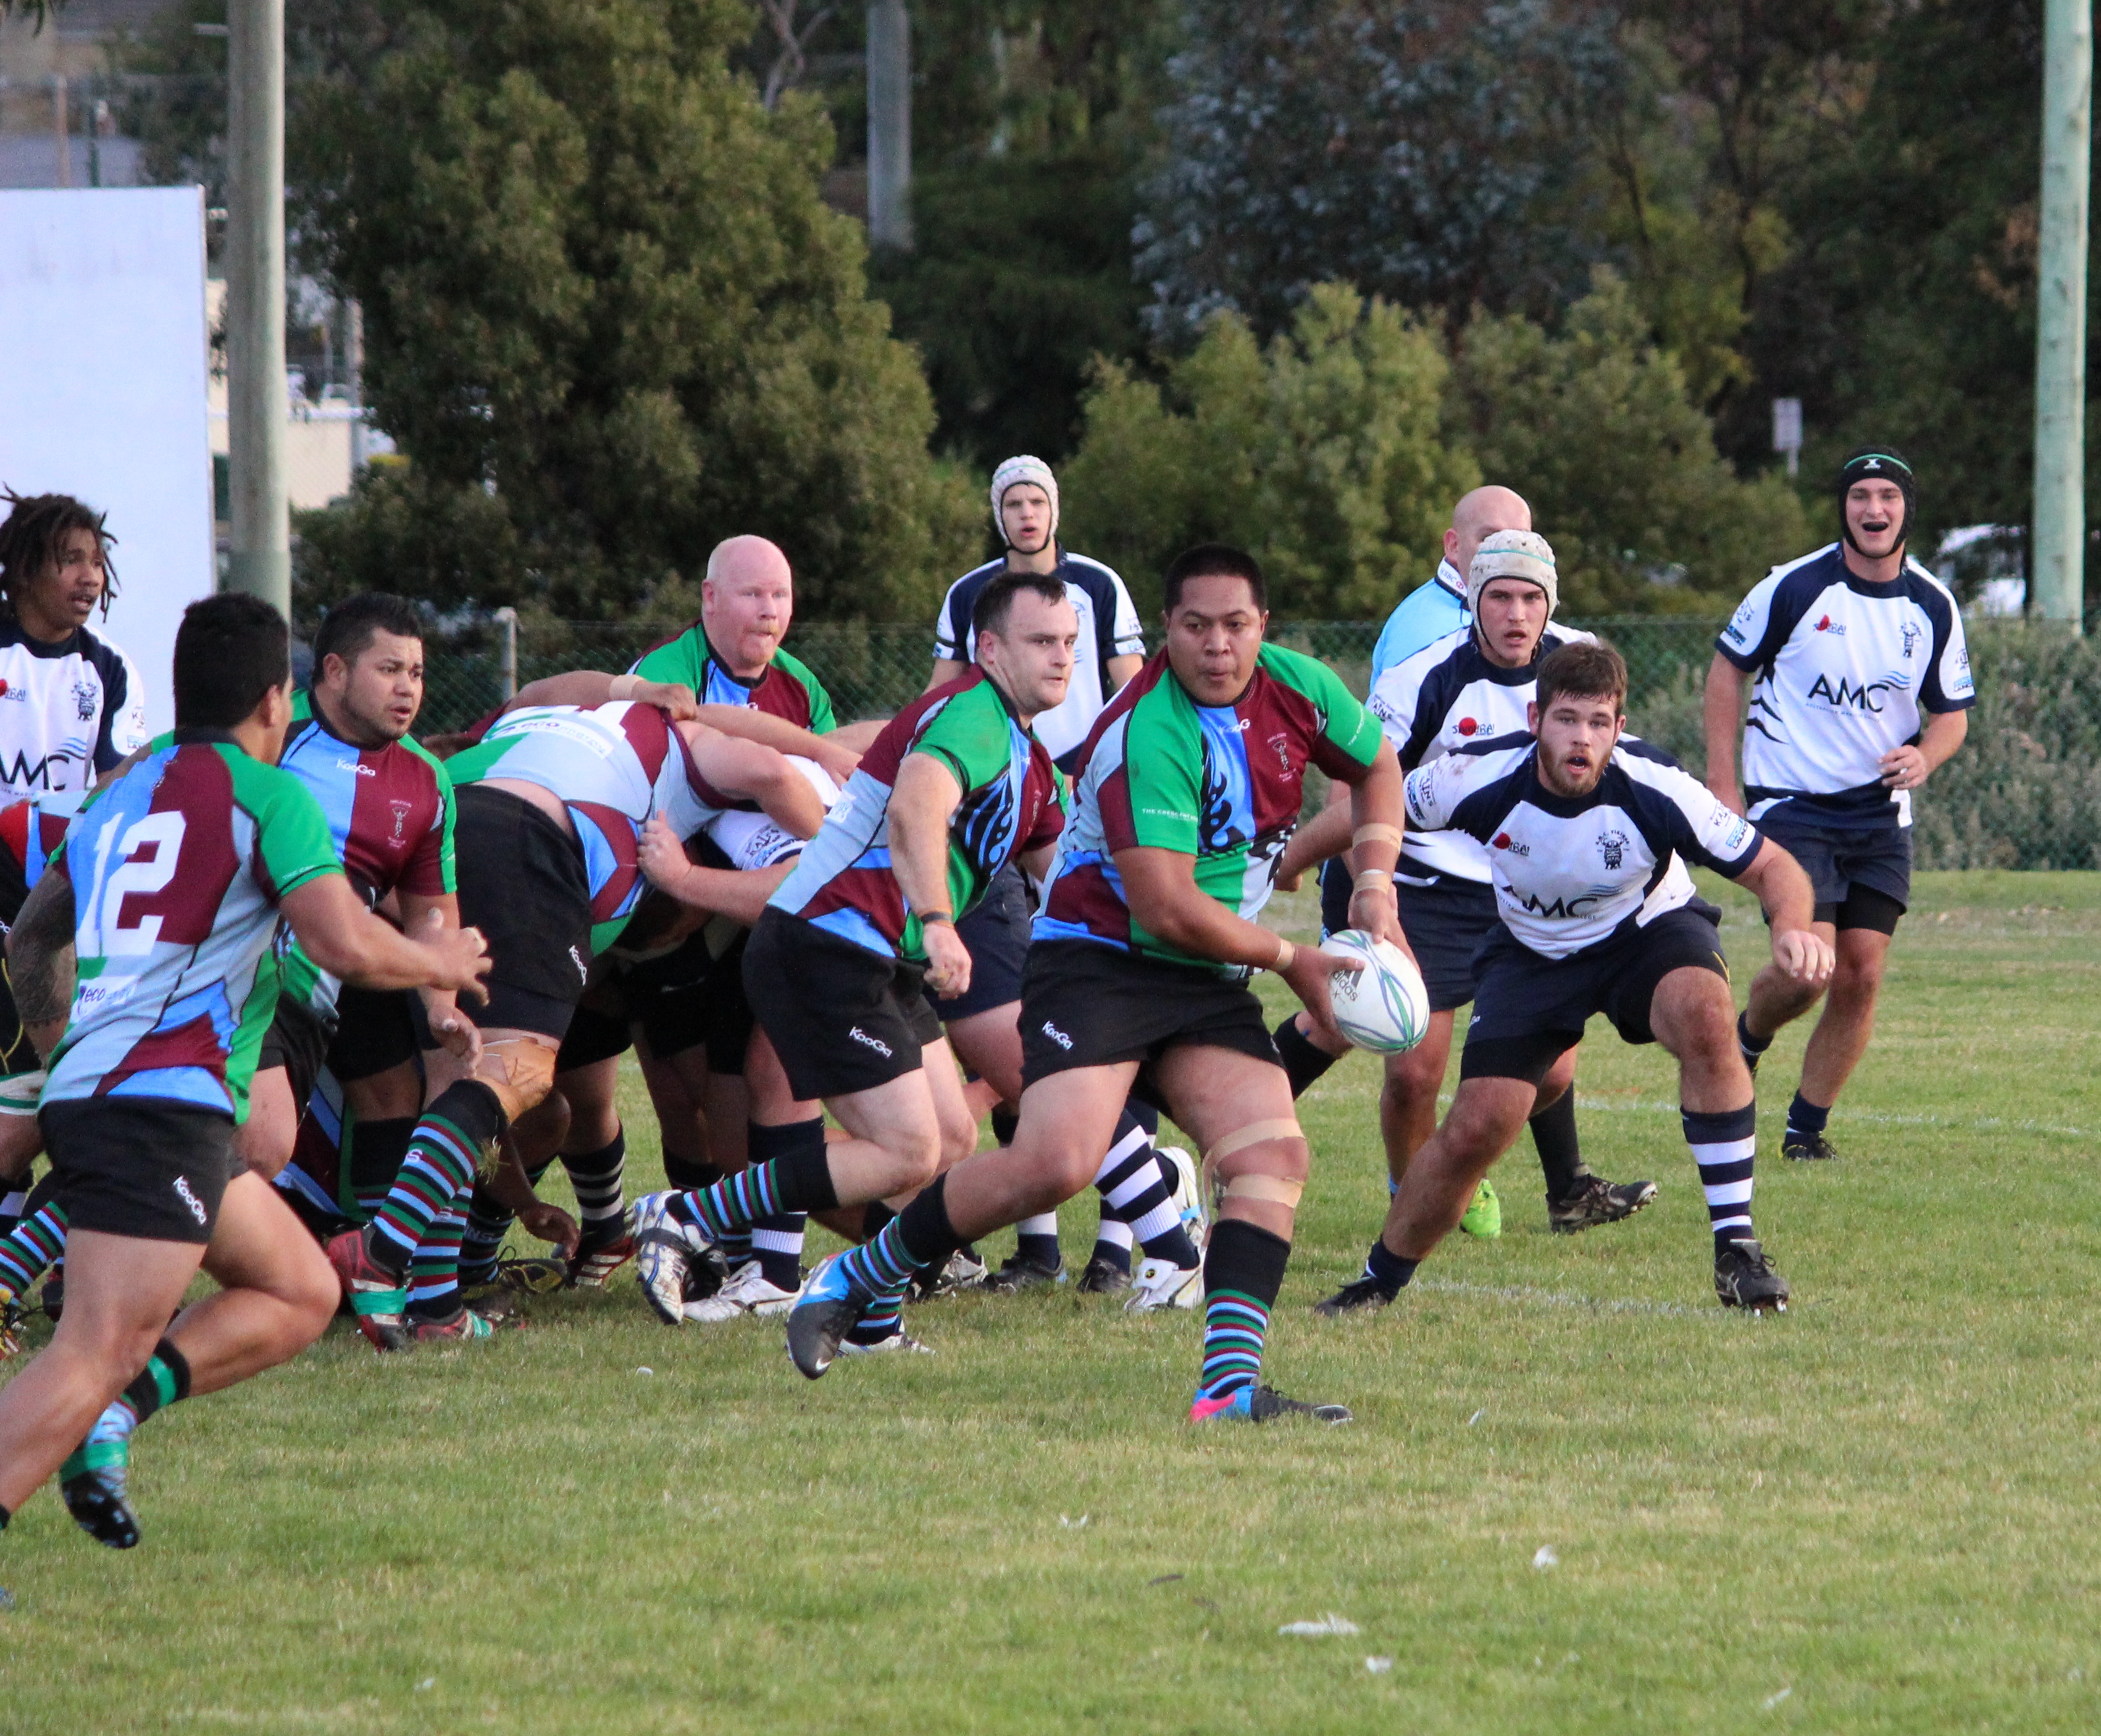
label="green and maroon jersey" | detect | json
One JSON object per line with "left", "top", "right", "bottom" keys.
{"left": 767, "top": 669, "right": 1063, "bottom": 964}
{"left": 630, "top": 630, "right": 838, "bottom": 734}
{"left": 276, "top": 691, "right": 457, "bottom": 1016}
{"left": 1035, "top": 642, "right": 1382, "bottom": 975}
{"left": 42, "top": 732, "right": 344, "bottom": 1115}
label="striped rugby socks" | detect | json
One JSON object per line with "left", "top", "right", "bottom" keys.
{"left": 1684, "top": 1103, "right": 1758, "bottom": 1252}
{"left": 1192, "top": 1219, "right": 1292, "bottom": 1413}
{"left": 365, "top": 1082, "right": 507, "bottom": 1277}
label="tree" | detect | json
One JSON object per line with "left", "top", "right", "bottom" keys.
{"left": 1132, "top": 0, "right": 1623, "bottom": 344}
{"left": 1059, "top": 283, "right": 1478, "bottom": 614}
{"left": 291, "top": 0, "right": 978, "bottom": 621}
{"left": 1448, "top": 270, "right": 1811, "bottom": 612}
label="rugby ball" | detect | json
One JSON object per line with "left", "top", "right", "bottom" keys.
{"left": 1321, "top": 929, "right": 1431, "bottom": 1055}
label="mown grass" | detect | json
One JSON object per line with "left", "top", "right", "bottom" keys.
{"left": 2, "top": 870, "right": 2097, "bottom": 1734}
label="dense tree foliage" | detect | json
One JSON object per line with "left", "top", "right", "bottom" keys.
{"left": 290, "top": 0, "right": 977, "bottom": 621}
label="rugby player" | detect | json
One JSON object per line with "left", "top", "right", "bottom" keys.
{"left": 1351, "top": 640, "right": 1833, "bottom": 1315}
{"left": 0, "top": 490, "right": 149, "bottom": 801}
{"left": 927, "top": 456, "right": 1195, "bottom": 1299}
{"left": 1271, "top": 535, "right": 1653, "bottom": 1301}
{"left": 627, "top": 572, "right": 1077, "bottom": 1344}
{"left": 1314, "top": 484, "right": 1539, "bottom": 1237}
{"left": 786, "top": 545, "right": 1410, "bottom": 1422}
{"left": 0, "top": 594, "right": 490, "bottom": 1549}
{"left": 1705, "top": 448, "right": 1973, "bottom": 1161}
{"left": 323, "top": 698, "right": 824, "bottom": 1348}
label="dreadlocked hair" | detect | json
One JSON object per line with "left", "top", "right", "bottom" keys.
{"left": 0, "top": 490, "right": 118, "bottom": 618}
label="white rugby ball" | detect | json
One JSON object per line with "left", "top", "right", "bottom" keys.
{"left": 1321, "top": 929, "right": 1431, "bottom": 1055}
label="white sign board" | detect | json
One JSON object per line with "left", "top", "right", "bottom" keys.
{"left": 0, "top": 187, "right": 216, "bottom": 737}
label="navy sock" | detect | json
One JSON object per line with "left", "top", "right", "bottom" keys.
{"left": 1363, "top": 1237, "right": 1418, "bottom": 1296}
{"left": 1738, "top": 1009, "right": 1774, "bottom": 1057}
{"left": 661, "top": 1150, "right": 720, "bottom": 1193}
{"left": 1786, "top": 1091, "right": 1829, "bottom": 1141}
{"left": 1528, "top": 1087, "right": 1589, "bottom": 1203}
{"left": 1272, "top": 1015, "right": 1338, "bottom": 1100}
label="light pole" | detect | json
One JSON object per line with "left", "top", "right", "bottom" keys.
{"left": 224, "top": 0, "right": 290, "bottom": 615}
{"left": 2032, "top": 0, "right": 2091, "bottom": 630}
{"left": 866, "top": 0, "right": 911, "bottom": 251}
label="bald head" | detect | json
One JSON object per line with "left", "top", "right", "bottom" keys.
{"left": 1445, "top": 486, "right": 1532, "bottom": 581}
{"left": 702, "top": 535, "right": 794, "bottom": 678}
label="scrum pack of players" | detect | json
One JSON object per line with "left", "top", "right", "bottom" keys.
{"left": 0, "top": 443, "right": 1971, "bottom": 1551}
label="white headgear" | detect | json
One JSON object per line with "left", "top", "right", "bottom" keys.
{"left": 1467, "top": 528, "right": 1558, "bottom": 617}
{"left": 990, "top": 454, "right": 1059, "bottom": 547}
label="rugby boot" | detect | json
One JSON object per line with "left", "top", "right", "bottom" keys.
{"left": 909, "top": 1245, "right": 988, "bottom": 1301}
{"left": 567, "top": 1214, "right": 635, "bottom": 1288}
{"left": 1190, "top": 1384, "right": 1353, "bottom": 1425}
{"left": 324, "top": 1229, "right": 409, "bottom": 1351}
{"left": 1313, "top": 1276, "right": 1397, "bottom": 1317}
{"left": 1076, "top": 1252, "right": 1132, "bottom": 1296}
{"left": 785, "top": 1252, "right": 877, "bottom": 1380}
{"left": 840, "top": 1329, "right": 935, "bottom": 1356}
{"left": 1160, "top": 1145, "right": 1209, "bottom": 1248}
{"left": 408, "top": 1303, "right": 498, "bottom": 1343}
{"left": 683, "top": 1259, "right": 799, "bottom": 1323}
{"left": 980, "top": 1249, "right": 1064, "bottom": 1294}
{"left": 1714, "top": 1237, "right": 1790, "bottom": 1312}
{"left": 1782, "top": 1131, "right": 1840, "bottom": 1163}
{"left": 1124, "top": 1256, "right": 1203, "bottom": 1312}
{"left": 630, "top": 1192, "right": 716, "bottom": 1326}
{"left": 59, "top": 1438, "right": 139, "bottom": 1550}
{"left": 1458, "top": 1177, "right": 1502, "bottom": 1238}
{"left": 0, "top": 1298, "right": 22, "bottom": 1359}
{"left": 1548, "top": 1174, "right": 1659, "bottom": 1234}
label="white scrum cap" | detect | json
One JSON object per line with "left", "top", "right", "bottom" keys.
{"left": 990, "top": 454, "right": 1059, "bottom": 545}
{"left": 1468, "top": 528, "right": 1559, "bottom": 617}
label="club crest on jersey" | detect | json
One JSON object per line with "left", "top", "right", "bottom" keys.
{"left": 1266, "top": 732, "right": 1296, "bottom": 777}
{"left": 388, "top": 799, "right": 413, "bottom": 843}
{"left": 1899, "top": 623, "right": 1921, "bottom": 660}
{"left": 1596, "top": 828, "right": 1629, "bottom": 870}
{"left": 70, "top": 679, "right": 96, "bottom": 722}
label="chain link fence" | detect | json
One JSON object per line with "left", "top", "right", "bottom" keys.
{"left": 412, "top": 615, "right": 2101, "bottom": 872}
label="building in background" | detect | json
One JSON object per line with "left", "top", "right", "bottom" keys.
{"left": 0, "top": 0, "right": 163, "bottom": 189}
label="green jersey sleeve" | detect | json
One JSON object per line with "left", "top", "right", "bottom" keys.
{"left": 631, "top": 633, "right": 704, "bottom": 686}
{"left": 230, "top": 754, "right": 345, "bottom": 903}
{"left": 1113, "top": 685, "right": 1205, "bottom": 854}
{"left": 908, "top": 681, "right": 1012, "bottom": 795}
{"left": 1265, "top": 643, "right": 1384, "bottom": 772}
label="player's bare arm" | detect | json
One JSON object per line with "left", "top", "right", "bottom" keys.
{"left": 1702, "top": 652, "right": 1752, "bottom": 815}
{"left": 690, "top": 703, "right": 861, "bottom": 785}
{"left": 1731, "top": 840, "right": 1836, "bottom": 987}
{"left": 1333, "top": 741, "right": 1408, "bottom": 950}
{"left": 677, "top": 725, "right": 827, "bottom": 838}
{"left": 1880, "top": 707, "right": 1968, "bottom": 791}
{"left": 506, "top": 670, "right": 700, "bottom": 719}
{"left": 635, "top": 815, "right": 793, "bottom": 922}
{"left": 281, "top": 877, "right": 491, "bottom": 999}
{"left": 396, "top": 887, "right": 478, "bottom": 1062}
{"left": 887, "top": 752, "right": 971, "bottom": 998}
{"left": 6, "top": 865, "right": 77, "bottom": 1058}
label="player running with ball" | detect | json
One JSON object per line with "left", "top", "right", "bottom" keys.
{"left": 1355, "top": 640, "right": 1832, "bottom": 1313}
{"left": 786, "top": 545, "right": 1410, "bottom": 1422}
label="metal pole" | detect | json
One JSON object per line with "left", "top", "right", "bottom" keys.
{"left": 2033, "top": 0, "right": 2091, "bottom": 629}
{"left": 224, "top": 0, "right": 290, "bottom": 614}
{"left": 494, "top": 607, "right": 519, "bottom": 702}
{"left": 51, "top": 75, "right": 69, "bottom": 188}
{"left": 866, "top": 0, "right": 912, "bottom": 250}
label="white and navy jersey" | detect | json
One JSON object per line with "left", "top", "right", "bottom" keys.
{"left": 1405, "top": 735, "right": 1763, "bottom": 960}
{"left": 1716, "top": 545, "right": 1974, "bottom": 830}
{"left": 1367, "top": 621, "right": 1594, "bottom": 884}
{"left": 934, "top": 549, "right": 1145, "bottom": 764}
{"left": 0, "top": 618, "right": 149, "bottom": 799}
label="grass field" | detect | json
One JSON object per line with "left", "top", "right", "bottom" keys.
{"left": 2, "top": 869, "right": 2098, "bottom": 1734}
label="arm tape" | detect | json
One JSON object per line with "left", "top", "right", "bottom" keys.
{"left": 1353, "top": 823, "right": 1404, "bottom": 853}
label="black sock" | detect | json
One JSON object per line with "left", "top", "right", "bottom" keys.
{"left": 1272, "top": 1014, "right": 1339, "bottom": 1099}
{"left": 1786, "top": 1091, "right": 1829, "bottom": 1141}
{"left": 746, "top": 1119, "right": 824, "bottom": 1290}
{"left": 1738, "top": 1009, "right": 1774, "bottom": 1057}
{"left": 0, "top": 1185, "right": 24, "bottom": 1239}
{"left": 861, "top": 1200, "right": 895, "bottom": 1242}
{"left": 1528, "top": 1087, "right": 1590, "bottom": 1203}
{"left": 1, "top": 1500, "right": 10, "bottom": 1529}
{"left": 123, "top": 1337, "right": 193, "bottom": 1424}
{"left": 990, "top": 1105, "right": 1019, "bottom": 1147}
{"left": 661, "top": 1150, "right": 721, "bottom": 1192}
{"left": 893, "top": 1175, "right": 960, "bottom": 1272}
{"left": 345, "top": 1116, "right": 417, "bottom": 1209}
{"left": 1362, "top": 1237, "right": 1418, "bottom": 1296}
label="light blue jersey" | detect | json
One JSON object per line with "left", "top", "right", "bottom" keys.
{"left": 1369, "top": 559, "right": 1468, "bottom": 681}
